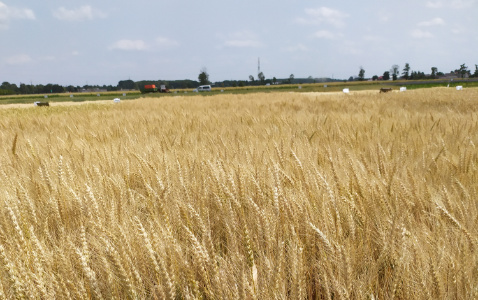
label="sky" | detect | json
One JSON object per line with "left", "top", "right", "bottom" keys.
{"left": 1, "top": 0, "right": 477, "bottom": 86}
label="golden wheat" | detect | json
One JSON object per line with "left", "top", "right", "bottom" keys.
{"left": 0, "top": 88, "right": 477, "bottom": 298}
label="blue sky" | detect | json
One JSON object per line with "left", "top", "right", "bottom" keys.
{"left": 1, "top": 0, "right": 477, "bottom": 86}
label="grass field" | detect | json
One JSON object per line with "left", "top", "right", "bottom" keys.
{"left": 2, "top": 79, "right": 478, "bottom": 106}
{"left": 0, "top": 88, "right": 477, "bottom": 299}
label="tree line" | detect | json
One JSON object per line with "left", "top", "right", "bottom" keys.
{"left": 354, "top": 63, "right": 478, "bottom": 81}
{"left": 2, "top": 63, "right": 478, "bottom": 95}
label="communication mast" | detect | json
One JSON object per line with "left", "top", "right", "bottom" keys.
{"left": 258, "top": 57, "right": 260, "bottom": 75}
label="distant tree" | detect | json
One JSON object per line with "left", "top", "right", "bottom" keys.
{"left": 19, "top": 83, "right": 34, "bottom": 94}
{"left": 198, "top": 68, "right": 210, "bottom": 85}
{"left": 0, "top": 82, "right": 17, "bottom": 95}
{"left": 410, "top": 71, "right": 426, "bottom": 80}
{"left": 1, "top": 81, "right": 18, "bottom": 92}
{"left": 383, "top": 71, "right": 390, "bottom": 81}
{"left": 238, "top": 81, "right": 245, "bottom": 87}
{"left": 249, "top": 75, "right": 255, "bottom": 83}
{"left": 43, "top": 84, "right": 64, "bottom": 93}
{"left": 372, "top": 75, "right": 379, "bottom": 81}
{"left": 258, "top": 72, "right": 265, "bottom": 84}
{"left": 358, "top": 67, "right": 365, "bottom": 81}
{"left": 402, "top": 63, "right": 411, "bottom": 79}
{"left": 118, "top": 80, "right": 136, "bottom": 90}
{"left": 289, "top": 74, "right": 295, "bottom": 83}
{"left": 272, "top": 77, "right": 277, "bottom": 84}
{"left": 458, "top": 63, "right": 468, "bottom": 78}
{"left": 391, "top": 65, "right": 399, "bottom": 80}
{"left": 65, "top": 85, "right": 77, "bottom": 93}
{"left": 473, "top": 64, "right": 478, "bottom": 78}
{"left": 348, "top": 76, "right": 354, "bottom": 81}
{"left": 431, "top": 67, "right": 438, "bottom": 79}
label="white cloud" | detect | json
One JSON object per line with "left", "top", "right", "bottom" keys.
{"left": 363, "top": 35, "right": 382, "bottom": 42}
{"left": 426, "top": 1, "right": 444, "bottom": 8}
{"left": 223, "top": 31, "right": 263, "bottom": 48}
{"left": 53, "top": 5, "right": 106, "bottom": 21}
{"left": 0, "top": 2, "right": 35, "bottom": 29}
{"left": 411, "top": 29, "right": 434, "bottom": 38}
{"left": 427, "top": 0, "right": 476, "bottom": 8}
{"left": 155, "top": 36, "right": 179, "bottom": 49}
{"left": 450, "top": 0, "right": 477, "bottom": 8}
{"left": 298, "top": 7, "right": 349, "bottom": 28}
{"left": 5, "top": 54, "right": 32, "bottom": 65}
{"left": 313, "top": 30, "right": 337, "bottom": 39}
{"left": 109, "top": 39, "right": 148, "bottom": 51}
{"left": 338, "top": 41, "right": 362, "bottom": 55}
{"left": 284, "top": 44, "right": 309, "bottom": 52}
{"left": 418, "top": 17, "right": 445, "bottom": 26}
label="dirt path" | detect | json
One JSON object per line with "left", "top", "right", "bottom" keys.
{"left": 0, "top": 100, "right": 118, "bottom": 109}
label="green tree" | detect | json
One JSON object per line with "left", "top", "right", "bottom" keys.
{"left": 1, "top": 81, "right": 18, "bottom": 92}
{"left": 391, "top": 65, "right": 399, "bottom": 80}
{"left": 272, "top": 77, "right": 277, "bottom": 84}
{"left": 458, "top": 63, "right": 468, "bottom": 78}
{"left": 358, "top": 67, "right": 365, "bottom": 81}
{"left": 258, "top": 72, "right": 265, "bottom": 84}
{"left": 383, "top": 71, "right": 390, "bottom": 81}
{"left": 402, "top": 63, "right": 410, "bottom": 80}
{"left": 118, "top": 80, "right": 136, "bottom": 90}
{"left": 19, "top": 83, "right": 34, "bottom": 94}
{"left": 431, "top": 67, "right": 438, "bottom": 79}
{"left": 198, "top": 68, "right": 210, "bottom": 85}
{"left": 289, "top": 74, "right": 295, "bottom": 84}
{"left": 473, "top": 64, "right": 478, "bottom": 78}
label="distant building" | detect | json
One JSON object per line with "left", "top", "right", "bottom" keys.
{"left": 440, "top": 73, "right": 459, "bottom": 80}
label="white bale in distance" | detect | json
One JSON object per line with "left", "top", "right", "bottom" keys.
{"left": 44, "top": 95, "right": 48, "bottom": 98}
{"left": 343, "top": 88, "right": 350, "bottom": 93}
{"left": 456, "top": 86, "right": 463, "bottom": 90}
{"left": 113, "top": 98, "right": 120, "bottom": 103}
{"left": 400, "top": 87, "right": 407, "bottom": 92}
{"left": 70, "top": 94, "right": 74, "bottom": 98}
{"left": 298, "top": 86, "right": 302, "bottom": 89}
{"left": 123, "top": 93, "right": 126, "bottom": 96}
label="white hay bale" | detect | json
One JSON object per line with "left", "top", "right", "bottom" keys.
{"left": 113, "top": 98, "right": 120, "bottom": 103}
{"left": 400, "top": 87, "right": 407, "bottom": 92}
{"left": 343, "top": 88, "right": 349, "bottom": 93}
{"left": 456, "top": 86, "right": 463, "bottom": 90}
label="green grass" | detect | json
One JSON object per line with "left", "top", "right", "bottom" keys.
{"left": 2, "top": 79, "right": 477, "bottom": 104}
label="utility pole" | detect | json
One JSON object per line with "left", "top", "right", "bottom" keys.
{"left": 258, "top": 57, "right": 260, "bottom": 76}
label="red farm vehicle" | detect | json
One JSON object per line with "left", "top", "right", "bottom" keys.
{"left": 142, "top": 84, "right": 170, "bottom": 93}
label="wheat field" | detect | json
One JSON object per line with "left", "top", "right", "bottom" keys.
{"left": 0, "top": 88, "right": 477, "bottom": 299}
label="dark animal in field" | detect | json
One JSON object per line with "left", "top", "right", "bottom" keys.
{"left": 34, "top": 101, "right": 49, "bottom": 107}
{"left": 379, "top": 88, "right": 393, "bottom": 93}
